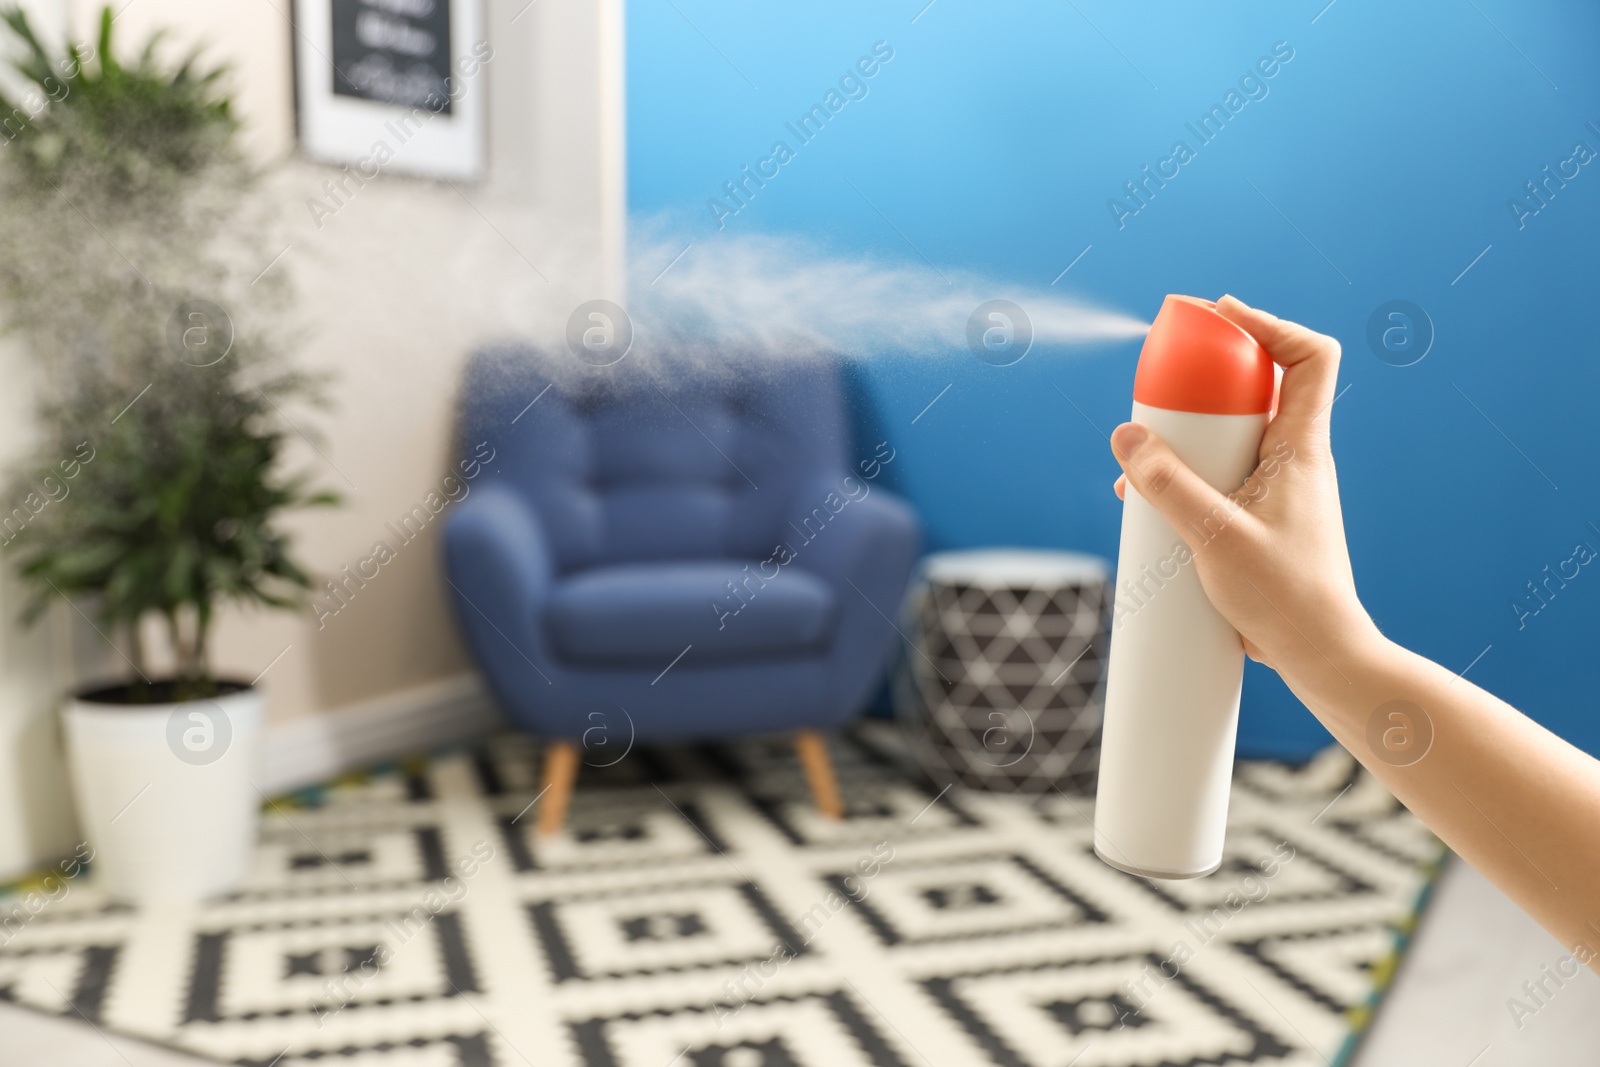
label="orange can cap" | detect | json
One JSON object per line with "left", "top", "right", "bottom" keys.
{"left": 1133, "top": 295, "right": 1275, "bottom": 415}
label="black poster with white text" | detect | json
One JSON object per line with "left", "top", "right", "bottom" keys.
{"left": 330, "top": 0, "right": 453, "bottom": 114}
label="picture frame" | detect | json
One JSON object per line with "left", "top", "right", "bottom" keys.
{"left": 293, "top": 0, "right": 487, "bottom": 181}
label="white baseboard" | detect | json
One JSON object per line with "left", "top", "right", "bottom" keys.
{"left": 260, "top": 674, "right": 505, "bottom": 794}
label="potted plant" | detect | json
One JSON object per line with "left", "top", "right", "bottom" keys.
{"left": 0, "top": 9, "right": 335, "bottom": 900}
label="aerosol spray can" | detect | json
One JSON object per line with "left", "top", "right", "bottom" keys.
{"left": 1094, "top": 295, "right": 1276, "bottom": 879}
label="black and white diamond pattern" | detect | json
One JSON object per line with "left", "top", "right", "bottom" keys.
{"left": 923, "top": 954, "right": 1296, "bottom": 1067}
{"left": 829, "top": 853, "right": 1107, "bottom": 947}
{"left": 0, "top": 727, "right": 1441, "bottom": 1067}
{"left": 571, "top": 990, "right": 916, "bottom": 1067}
{"left": 528, "top": 876, "right": 805, "bottom": 982}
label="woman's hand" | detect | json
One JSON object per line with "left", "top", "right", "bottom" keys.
{"left": 1113, "top": 296, "right": 1600, "bottom": 970}
{"left": 1108, "top": 294, "right": 1380, "bottom": 683}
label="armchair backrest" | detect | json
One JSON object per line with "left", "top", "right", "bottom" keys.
{"left": 456, "top": 346, "right": 849, "bottom": 573}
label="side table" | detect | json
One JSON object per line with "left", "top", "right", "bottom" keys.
{"left": 896, "top": 548, "right": 1111, "bottom": 794}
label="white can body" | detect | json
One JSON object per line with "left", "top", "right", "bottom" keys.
{"left": 1094, "top": 400, "right": 1267, "bottom": 878}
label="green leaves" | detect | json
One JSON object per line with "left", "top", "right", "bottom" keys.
{"left": 0, "top": 4, "right": 236, "bottom": 194}
{"left": 0, "top": 7, "right": 336, "bottom": 692}
{"left": 8, "top": 353, "right": 339, "bottom": 670}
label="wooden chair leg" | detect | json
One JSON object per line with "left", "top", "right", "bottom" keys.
{"left": 537, "top": 740, "right": 580, "bottom": 836}
{"left": 794, "top": 730, "right": 843, "bottom": 820}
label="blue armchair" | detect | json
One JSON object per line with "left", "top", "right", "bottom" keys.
{"left": 443, "top": 346, "right": 921, "bottom": 832}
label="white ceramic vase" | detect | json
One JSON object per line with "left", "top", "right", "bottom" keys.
{"left": 62, "top": 685, "right": 264, "bottom": 903}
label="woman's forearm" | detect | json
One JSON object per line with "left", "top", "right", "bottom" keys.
{"left": 1282, "top": 627, "right": 1600, "bottom": 966}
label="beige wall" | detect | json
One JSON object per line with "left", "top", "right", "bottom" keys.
{"left": 59, "top": 0, "right": 625, "bottom": 725}
{"left": 0, "top": 0, "right": 622, "bottom": 874}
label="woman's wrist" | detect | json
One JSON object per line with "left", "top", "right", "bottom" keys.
{"left": 1271, "top": 608, "right": 1399, "bottom": 722}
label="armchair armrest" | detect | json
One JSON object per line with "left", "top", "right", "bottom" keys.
{"left": 443, "top": 482, "right": 559, "bottom": 693}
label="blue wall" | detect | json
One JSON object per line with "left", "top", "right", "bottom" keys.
{"left": 627, "top": 0, "right": 1600, "bottom": 759}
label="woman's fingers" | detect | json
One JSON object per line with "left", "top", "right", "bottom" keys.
{"left": 1216, "top": 294, "right": 1340, "bottom": 443}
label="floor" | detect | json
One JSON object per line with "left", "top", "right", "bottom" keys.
{"left": 3, "top": 855, "right": 1597, "bottom": 1066}
{"left": 1358, "top": 854, "right": 1600, "bottom": 1065}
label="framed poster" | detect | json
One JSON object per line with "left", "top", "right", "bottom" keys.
{"left": 294, "top": 0, "right": 487, "bottom": 180}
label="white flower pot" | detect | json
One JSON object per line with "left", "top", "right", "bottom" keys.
{"left": 63, "top": 684, "right": 264, "bottom": 903}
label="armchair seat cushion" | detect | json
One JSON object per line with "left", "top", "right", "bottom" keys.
{"left": 545, "top": 561, "right": 839, "bottom": 664}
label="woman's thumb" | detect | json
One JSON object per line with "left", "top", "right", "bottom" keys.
{"left": 1110, "top": 423, "right": 1235, "bottom": 546}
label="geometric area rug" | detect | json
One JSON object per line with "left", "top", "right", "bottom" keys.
{"left": 0, "top": 727, "right": 1445, "bottom": 1066}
